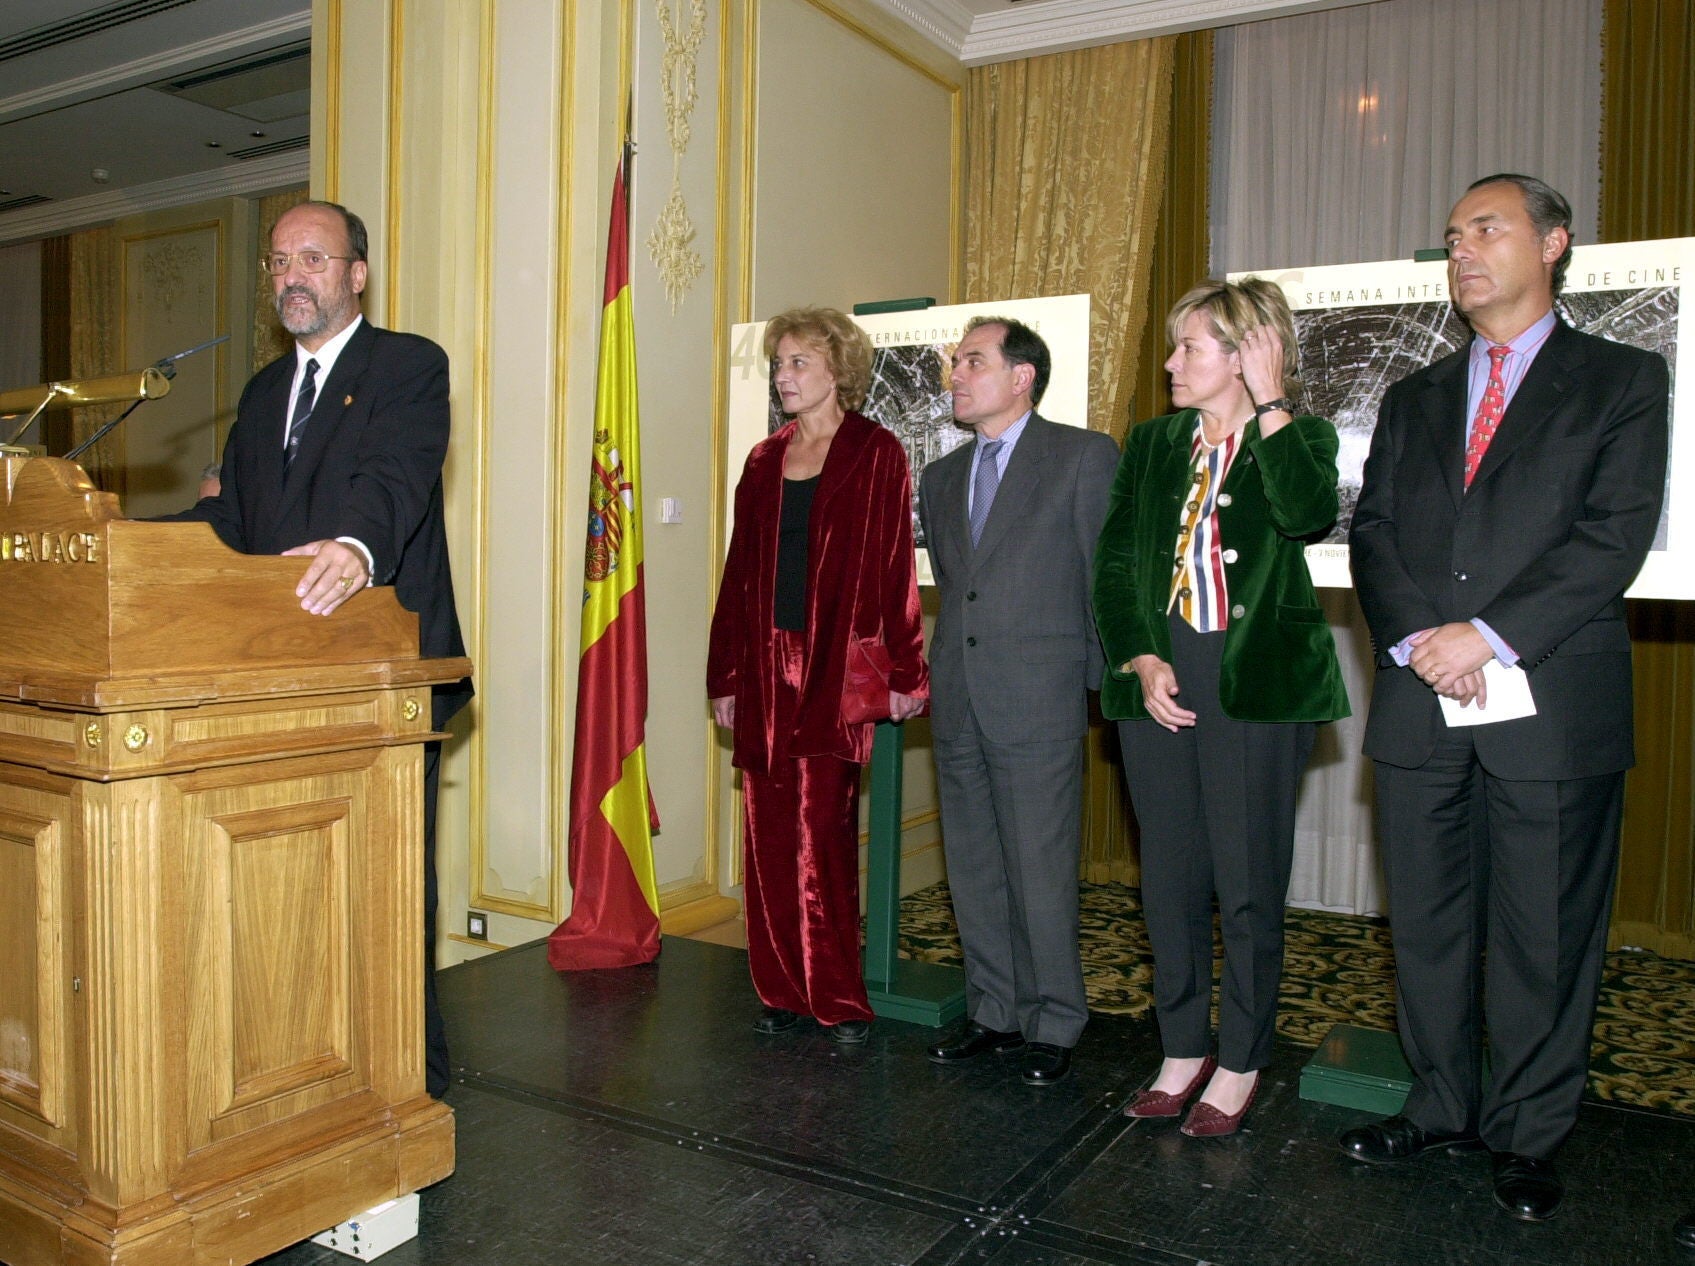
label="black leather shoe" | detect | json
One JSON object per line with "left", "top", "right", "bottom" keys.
{"left": 1020, "top": 1042, "right": 1072, "bottom": 1085}
{"left": 753, "top": 1007, "right": 800, "bottom": 1034}
{"left": 1492, "top": 1152, "right": 1562, "bottom": 1222}
{"left": 825, "top": 1019, "right": 871, "bottom": 1044}
{"left": 1674, "top": 1210, "right": 1695, "bottom": 1250}
{"left": 927, "top": 1021, "right": 1025, "bottom": 1064}
{"left": 1338, "top": 1114, "right": 1483, "bottom": 1164}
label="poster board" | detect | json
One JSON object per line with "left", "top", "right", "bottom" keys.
{"left": 1240, "top": 238, "right": 1690, "bottom": 598}
{"left": 725, "top": 295, "right": 1092, "bottom": 585}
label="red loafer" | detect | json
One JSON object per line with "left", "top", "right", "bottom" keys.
{"left": 1123, "top": 1056, "right": 1217, "bottom": 1119}
{"left": 1181, "top": 1072, "right": 1260, "bottom": 1138}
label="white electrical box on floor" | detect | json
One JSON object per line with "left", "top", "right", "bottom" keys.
{"left": 310, "top": 1193, "right": 421, "bottom": 1260}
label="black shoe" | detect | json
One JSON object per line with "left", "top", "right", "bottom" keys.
{"left": 927, "top": 1021, "right": 1025, "bottom": 1064}
{"left": 753, "top": 1007, "right": 801, "bottom": 1034}
{"left": 1020, "top": 1042, "right": 1072, "bottom": 1085}
{"left": 1492, "top": 1152, "right": 1562, "bottom": 1222}
{"left": 1674, "top": 1210, "right": 1695, "bottom": 1250}
{"left": 1338, "top": 1114, "right": 1482, "bottom": 1164}
{"left": 825, "top": 1019, "right": 871, "bottom": 1044}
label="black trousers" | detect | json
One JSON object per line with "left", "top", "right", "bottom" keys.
{"left": 1119, "top": 615, "right": 1315, "bottom": 1073}
{"left": 1374, "top": 727, "right": 1623, "bottom": 1158}
{"left": 423, "top": 741, "right": 450, "bottom": 1098}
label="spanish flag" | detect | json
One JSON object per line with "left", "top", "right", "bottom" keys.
{"left": 548, "top": 149, "right": 661, "bottom": 970}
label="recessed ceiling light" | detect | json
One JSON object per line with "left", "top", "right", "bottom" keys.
{"left": 251, "top": 130, "right": 267, "bottom": 138}
{"left": 204, "top": 140, "right": 221, "bottom": 148}
{"left": 91, "top": 169, "right": 110, "bottom": 184}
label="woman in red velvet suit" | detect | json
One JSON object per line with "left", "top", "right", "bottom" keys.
{"left": 708, "top": 307, "right": 928, "bottom": 1043}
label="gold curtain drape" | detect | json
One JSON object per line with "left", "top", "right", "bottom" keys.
{"left": 67, "top": 225, "right": 122, "bottom": 494}
{"left": 1124, "top": 31, "right": 1214, "bottom": 438}
{"left": 964, "top": 38, "right": 1174, "bottom": 434}
{"left": 252, "top": 188, "right": 311, "bottom": 374}
{"left": 1601, "top": 0, "right": 1695, "bottom": 957}
{"left": 964, "top": 34, "right": 1211, "bottom": 884}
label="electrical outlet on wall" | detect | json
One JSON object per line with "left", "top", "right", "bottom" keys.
{"left": 467, "top": 911, "right": 489, "bottom": 941}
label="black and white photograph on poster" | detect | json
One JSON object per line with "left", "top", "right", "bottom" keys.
{"left": 1238, "top": 236, "right": 1691, "bottom": 598}
{"left": 726, "top": 295, "right": 1091, "bottom": 585}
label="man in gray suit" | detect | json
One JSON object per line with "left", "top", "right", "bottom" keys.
{"left": 919, "top": 316, "right": 1119, "bottom": 1085}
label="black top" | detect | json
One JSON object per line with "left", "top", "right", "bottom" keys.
{"left": 774, "top": 475, "right": 818, "bottom": 632}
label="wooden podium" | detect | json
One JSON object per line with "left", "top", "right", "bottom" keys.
{"left": 0, "top": 454, "right": 470, "bottom": 1266}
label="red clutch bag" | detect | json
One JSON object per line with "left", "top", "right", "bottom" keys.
{"left": 842, "top": 638, "right": 895, "bottom": 725}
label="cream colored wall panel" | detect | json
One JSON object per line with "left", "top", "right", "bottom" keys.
{"left": 629, "top": 0, "right": 725, "bottom": 904}
{"left": 752, "top": 0, "right": 953, "bottom": 315}
{"left": 473, "top": 0, "right": 567, "bottom": 919}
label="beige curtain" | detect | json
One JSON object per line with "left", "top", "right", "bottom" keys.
{"left": 252, "top": 187, "right": 310, "bottom": 375}
{"left": 67, "top": 226, "right": 122, "bottom": 494}
{"left": 964, "top": 36, "right": 1179, "bottom": 883}
{"left": 1601, "top": 0, "right": 1695, "bottom": 957}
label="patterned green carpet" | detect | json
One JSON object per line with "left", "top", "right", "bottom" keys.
{"left": 897, "top": 880, "right": 1695, "bottom": 1116}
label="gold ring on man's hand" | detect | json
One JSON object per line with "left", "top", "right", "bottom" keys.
{"left": 338, "top": 576, "right": 353, "bottom": 590}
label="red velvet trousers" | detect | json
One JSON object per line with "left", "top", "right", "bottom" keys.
{"left": 741, "top": 630, "right": 872, "bottom": 1025}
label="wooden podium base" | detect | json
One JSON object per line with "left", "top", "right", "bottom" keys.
{"left": 0, "top": 455, "right": 469, "bottom": 1266}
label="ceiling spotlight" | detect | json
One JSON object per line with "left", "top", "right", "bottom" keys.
{"left": 90, "top": 168, "right": 110, "bottom": 184}
{"left": 204, "top": 140, "right": 221, "bottom": 148}
{"left": 251, "top": 130, "right": 267, "bottom": 138}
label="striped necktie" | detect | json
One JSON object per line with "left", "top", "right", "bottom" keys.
{"left": 284, "top": 357, "right": 319, "bottom": 468}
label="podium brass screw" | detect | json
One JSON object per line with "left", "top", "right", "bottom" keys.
{"left": 402, "top": 698, "right": 422, "bottom": 722}
{"left": 122, "top": 724, "right": 149, "bottom": 752}
{"left": 84, "top": 721, "right": 101, "bottom": 748}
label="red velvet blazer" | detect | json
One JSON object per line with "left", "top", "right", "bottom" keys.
{"left": 708, "top": 411, "right": 928, "bottom": 775}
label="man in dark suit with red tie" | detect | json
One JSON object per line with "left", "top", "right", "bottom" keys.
{"left": 165, "top": 200, "right": 470, "bottom": 1097}
{"left": 1341, "top": 174, "right": 1668, "bottom": 1221}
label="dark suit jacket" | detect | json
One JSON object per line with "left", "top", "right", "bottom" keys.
{"left": 165, "top": 318, "right": 471, "bottom": 727}
{"left": 919, "top": 414, "right": 1119, "bottom": 745}
{"left": 1093, "top": 410, "right": 1349, "bottom": 724}
{"left": 707, "top": 412, "right": 928, "bottom": 775}
{"left": 1349, "top": 319, "right": 1668, "bottom": 780}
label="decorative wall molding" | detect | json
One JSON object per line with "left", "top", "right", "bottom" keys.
{"left": 0, "top": 150, "right": 308, "bottom": 247}
{"left": 866, "top": 0, "right": 1360, "bottom": 65}
{"left": 647, "top": 0, "right": 708, "bottom": 311}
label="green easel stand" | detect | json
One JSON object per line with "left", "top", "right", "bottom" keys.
{"left": 849, "top": 295, "right": 964, "bottom": 1028}
{"left": 861, "top": 719, "right": 966, "bottom": 1026}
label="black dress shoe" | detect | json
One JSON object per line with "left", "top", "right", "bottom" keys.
{"left": 1674, "top": 1209, "right": 1695, "bottom": 1250}
{"left": 1492, "top": 1152, "right": 1562, "bottom": 1222}
{"left": 753, "top": 1007, "right": 800, "bottom": 1034}
{"left": 1338, "top": 1114, "right": 1483, "bottom": 1163}
{"left": 1020, "top": 1042, "right": 1072, "bottom": 1085}
{"left": 825, "top": 1019, "right": 871, "bottom": 1044}
{"left": 927, "top": 1021, "right": 1025, "bottom": 1064}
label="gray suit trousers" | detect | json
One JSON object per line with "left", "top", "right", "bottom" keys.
{"left": 933, "top": 700, "right": 1088, "bottom": 1048}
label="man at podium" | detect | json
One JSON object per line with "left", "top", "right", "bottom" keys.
{"left": 160, "top": 199, "right": 470, "bottom": 1099}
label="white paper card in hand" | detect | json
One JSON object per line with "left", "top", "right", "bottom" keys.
{"left": 1439, "top": 658, "right": 1536, "bottom": 727}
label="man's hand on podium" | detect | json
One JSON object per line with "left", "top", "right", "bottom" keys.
{"left": 284, "top": 538, "right": 370, "bottom": 615}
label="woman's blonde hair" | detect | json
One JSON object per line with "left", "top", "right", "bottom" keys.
{"left": 763, "top": 306, "right": 874, "bottom": 413}
{"left": 1165, "top": 277, "right": 1303, "bottom": 398}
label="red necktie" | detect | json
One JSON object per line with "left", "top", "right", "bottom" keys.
{"left": 1463, "top": 345, "right": 1509, "bottom": 488}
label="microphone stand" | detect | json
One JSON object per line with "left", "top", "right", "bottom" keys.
{"left": 63, "top": 334, "right": 230, "bottom": 463}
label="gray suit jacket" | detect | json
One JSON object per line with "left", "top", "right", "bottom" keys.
{"left": 920, "top": 413, "right": 1120, "bottom": 745}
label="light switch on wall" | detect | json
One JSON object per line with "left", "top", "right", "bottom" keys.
{"left": 659, "top": 498, "right": 683, "bottom": 524}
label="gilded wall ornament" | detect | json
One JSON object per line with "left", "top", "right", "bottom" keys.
{"left": 648, "top": 0, "right": 708, "bottom": 311}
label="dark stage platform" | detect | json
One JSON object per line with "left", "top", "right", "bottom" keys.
{"left": 256, "top": 936, "right": 1695, "bottom": 1266}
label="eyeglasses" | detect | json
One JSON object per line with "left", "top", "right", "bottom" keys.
{"left": 261, "top": 251, "right": 355, "bottom": 275}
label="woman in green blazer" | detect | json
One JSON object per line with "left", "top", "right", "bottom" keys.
{"left": 1093, "top": 278, "right": 1348, "bottom": 1137}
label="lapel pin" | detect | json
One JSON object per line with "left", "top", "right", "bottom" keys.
{"left": 344, "top": 395, "right": 353, "bottom": 406}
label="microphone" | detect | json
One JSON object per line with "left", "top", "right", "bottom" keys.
{"left": 63, "top": 334, "right": 230, "bottom": 463}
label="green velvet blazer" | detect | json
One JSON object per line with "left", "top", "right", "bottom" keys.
{"left": 1092, "top": 409, "right": 1350, "bottom": 724}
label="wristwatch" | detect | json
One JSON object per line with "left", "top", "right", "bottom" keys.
{"left": 1253, "top": 397, "right": 1295, "bottom": 417}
